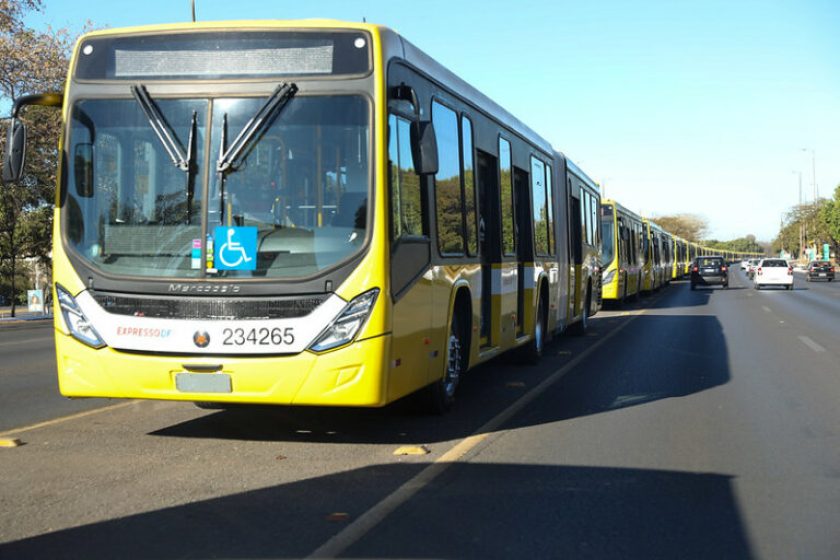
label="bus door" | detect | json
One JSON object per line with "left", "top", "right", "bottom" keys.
{"left": 569, "top": 192, "right": 582, "bottom": 317}
{"left": 513, "top": 167, "right": 530, "bottom": 337}
{"left": 476, "top": 150, "right": 497, "bottom": 346}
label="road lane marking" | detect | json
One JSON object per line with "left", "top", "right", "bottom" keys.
{"left": 762, "top": 306, "right": 771, "bottom": 313}
{"left": 0, "top": 401, "right": 137, "bottom": 438}
{"left": 798, "top": 336, "right": 826, "bottom": 353}
{"left": 308, "top": 304, "right": 649, "bottom": 559}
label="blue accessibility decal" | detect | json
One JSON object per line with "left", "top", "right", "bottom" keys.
{"left": 214, "top": 226, "right": 257, "bottom": 271}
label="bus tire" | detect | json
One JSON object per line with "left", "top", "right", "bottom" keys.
{"left": 518, "top": 290, "right": 547, "bottom": 364}
{"left": 424, "top": 313, "right": 464, "bottom": 413}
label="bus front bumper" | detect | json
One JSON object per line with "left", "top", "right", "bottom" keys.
{"left": 55, "top": 331, "right": 391, "bottom": 407}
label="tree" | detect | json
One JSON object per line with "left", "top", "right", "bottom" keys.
{"left": 651, "top": 213, "right": 709, "bottom": 242}
{"left": 819, "top": 185, "right": 840, "bottom": 258}
{"left": 0, "top": 1, "right": 76, "bottom": 315}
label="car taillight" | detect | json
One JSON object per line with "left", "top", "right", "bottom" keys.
{"left": 831, "top": 267, "right": 836, "bottom": 273}
{"left": 692, "top": 266, "right": 698, "bottom": 273}
{"left": 722, "top": 266, "right": 728, "bottom": 272}
{"left": 788, "top": 267, "right": 793, "bottom": 275}
{"left": 757, "top": 267, "right": 762, "bottom": 275}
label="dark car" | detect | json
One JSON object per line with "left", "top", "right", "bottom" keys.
{"left": 806, "top": 261, "right": 835, "bottom": 282}
{"left": 691, "top": 256, "right": 728, "bottom": 290}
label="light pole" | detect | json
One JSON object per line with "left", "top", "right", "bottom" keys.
{"left": 792, "top": 170, "right": 803, "bottom": 258}
{"left": 802, "top": 148, "right": 817, "bottom": 201}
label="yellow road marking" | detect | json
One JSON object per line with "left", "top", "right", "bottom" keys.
{"left": 309, "top": 305, "right": 649, "bottom": 559}
{"left": 0, "top": 401, "right": 137, "bottom": 438}
{"left": 0, "top": 438, "right": 22, "bottom": 448}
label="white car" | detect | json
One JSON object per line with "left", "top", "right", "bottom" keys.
{"left": 754, "top": 258, "right": 793, "bottom": 290}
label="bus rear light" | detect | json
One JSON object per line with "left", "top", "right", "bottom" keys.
{"left": 309, "top": 289, "right": 379, "bottom": 353}
{"left": 55, "top": 284, "right": 106, "bottom": 349}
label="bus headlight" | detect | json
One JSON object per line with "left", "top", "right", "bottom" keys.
{"left": 309, "top": 289, "right": 379, "bottom": 353}
{"left": 56, "top": 284, "right": 106, "bottom": 349}
{"left": 602, "top": 269, "right": 617, "bottom": 285}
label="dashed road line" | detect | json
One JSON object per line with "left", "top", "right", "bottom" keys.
{"left": 798, "top": 335, "right": 826, "bottom": 353}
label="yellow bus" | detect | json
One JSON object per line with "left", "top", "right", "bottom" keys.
{"left": 642, "top": 218, "right": 669, "bottom": 293}
{"left": 2, "top": 20, "right": 598, "bottom": 411}
{"left": 599, "top": 199, "right": 643, "bottom": 304}
{"left": 673, "top": 237, "right": 689, "bottom": 279}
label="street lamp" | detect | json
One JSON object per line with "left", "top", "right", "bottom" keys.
{"left": 802, "top": 148, "right": 817, "bottom": 202}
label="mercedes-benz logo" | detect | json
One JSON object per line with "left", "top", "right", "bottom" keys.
{"left": 193, "top": 331, "right": 210, "bottom": 348}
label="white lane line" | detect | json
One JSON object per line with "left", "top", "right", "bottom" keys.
{"left": 308, "top": 307, "right": 649, "bottom": 559}
{"left": 798, "top": 336, "right": 826, "bottom": 353}
{"left": 761, "top": 306, "right": 771, "bottom": 313}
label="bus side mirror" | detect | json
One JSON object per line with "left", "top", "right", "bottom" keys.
{"left": 2, "top": 118, "right": 26, "bottom": 184}
{"left": 410, "top": 120, "right": 438, "bottom": 176}
{"left": 74, "top": 143, "right": 94, "bottom": 197}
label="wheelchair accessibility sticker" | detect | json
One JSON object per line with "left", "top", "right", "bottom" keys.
{"left": 214, "top": 226, "right": 257, "bottom": 271}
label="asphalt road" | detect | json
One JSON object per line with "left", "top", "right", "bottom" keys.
{"left": 1, "top": 270, "right": 839, "bottom": 559}
{"left": 0, "top": 320, "right": 114, "bottom": 431}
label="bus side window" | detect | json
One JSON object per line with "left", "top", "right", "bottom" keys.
{"left": 388, "top": 114, "right": 423, "bottom": 240}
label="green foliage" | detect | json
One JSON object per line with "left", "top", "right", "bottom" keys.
{"left": 0, "top": 1, "right": 78, "bottom": 314}
{"left": 651, "top": 213, "right": 709, "bottom": 242}
{"left": 706, "top": 234, "right": 763, "bottom": 254}
{"left": 819, "top": 185, "right": 840, "bottom": 255}
{"left": 772, "top": 196, "right": 836, "bottom": 259}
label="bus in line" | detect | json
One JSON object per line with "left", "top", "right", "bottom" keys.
{"left": 599, "top": 199, "right": 643, "bottom": 305}
{"left": 2, "top": 20, "right": 600, "bottom": 411}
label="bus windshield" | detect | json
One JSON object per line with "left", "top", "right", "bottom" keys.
{"left": 66, "top": 94, "right": 370, "bottom": 279}
{"left": 600, "top": 207, "right": 615, "bottom": 266}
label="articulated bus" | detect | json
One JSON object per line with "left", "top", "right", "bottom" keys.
{"left": 599, "top": 199, "right": 643, "bottom": 304}
{"left": 2, "top": 20, "right": 599, "bottom": 411}
{"left": 642, "top": 218, "right": 670, "bottom": 292}
{"left": 673, "top": 237, "right": 689, "bottom": 279}
{"left": 564, "top": 159, "right": 602, "bottom": 330}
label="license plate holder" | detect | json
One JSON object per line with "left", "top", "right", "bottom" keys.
{"left": 175, "top": 372, "right": 232, "bottom": 393}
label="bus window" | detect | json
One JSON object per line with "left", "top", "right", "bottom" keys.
{"left": 388, "top": 114, "right": 422, "bottom": 239}
{"left": 530, "top": 157, "right": 549, "bottom": 256}
{"left": 499, "top": 138, "right": 514, "bottom": 256}
{"left": 462, "top": 116, "right": 478, "bottom": 256}
{"left": 433, "top": 101, "right": 464, "bottom": 255}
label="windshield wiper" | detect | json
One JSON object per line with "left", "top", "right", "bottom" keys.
{"left": 217, "top": 82, "right": 297, "bottom": 225}
{"left": 131, "top": 84, "right": 191, "bottom": 171}
{"left": 131, "top": 85, "right": 198, "bottom": 223}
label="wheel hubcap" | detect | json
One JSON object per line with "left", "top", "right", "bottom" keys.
{"left": 444, "top": 332, "right": 461, "bottom": 398}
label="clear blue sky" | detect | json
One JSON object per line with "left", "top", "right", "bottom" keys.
{"left": 25, "top": 0, "right": 840, "bottom": 241}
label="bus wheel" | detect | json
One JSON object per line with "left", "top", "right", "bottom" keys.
{"left": 425, "top": 314, "right": 463, "bottom": 413}
{"left": 518, "top": 293, "right": 546, "bottom": 364}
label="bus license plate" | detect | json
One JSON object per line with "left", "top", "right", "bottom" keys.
{"left": 175, "top": 372, "right": 232, "bottom": 393}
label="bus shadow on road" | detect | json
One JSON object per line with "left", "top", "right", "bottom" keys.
{"left": 0, "top": 463, "right": 753, "bottom": 560}
{"left": 506, "top": 314, "right": 732, "bottom": 428}
{"left": 148, "top": 312, "right": 730, "bottom": 447}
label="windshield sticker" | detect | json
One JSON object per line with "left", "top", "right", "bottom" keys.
{"left": 214, "top": 226, "right": 257, "bottom": 271}
{"left": 191, "top": 239, "right": 201, "bottom": 270}
{"left": 205, "top": 234, "right": 214, "bottom": 271}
